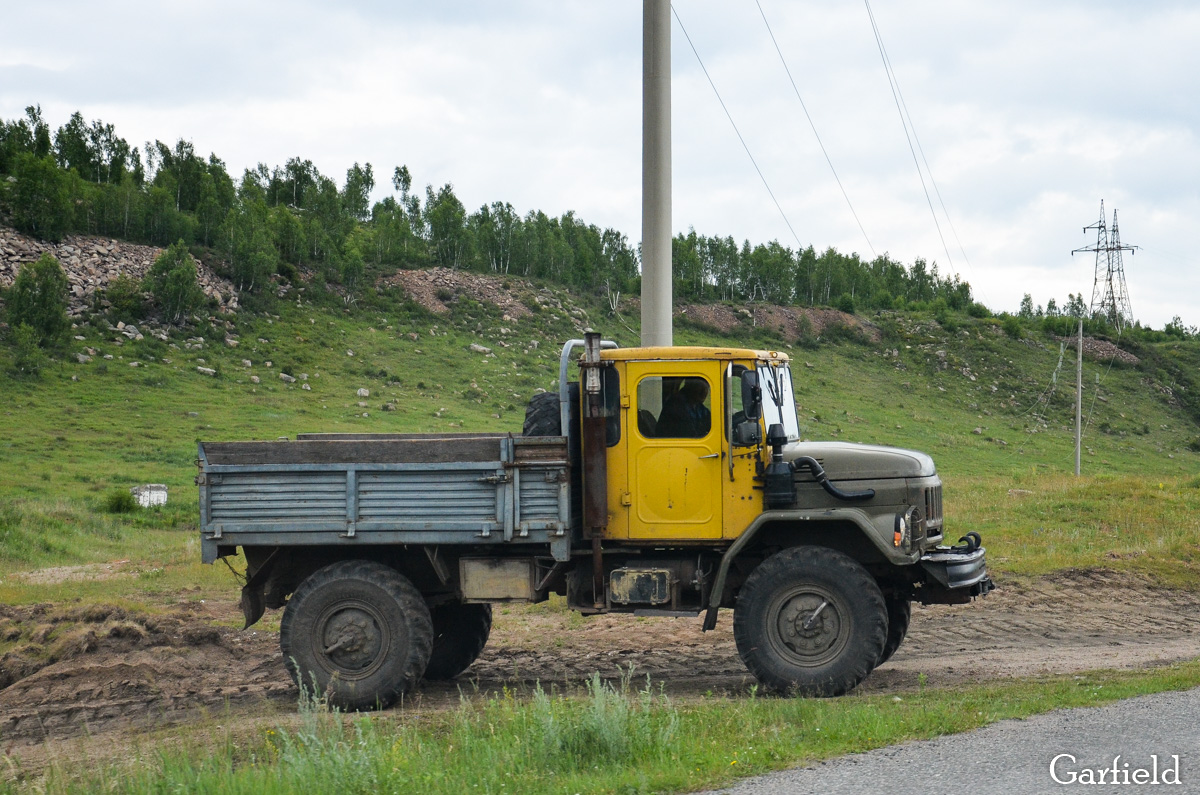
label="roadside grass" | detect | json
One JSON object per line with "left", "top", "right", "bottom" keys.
{"left": 8, "top": 661, "right": 1200, "bottom": 794}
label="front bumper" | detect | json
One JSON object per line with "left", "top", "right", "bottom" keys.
{"left": 917, "top": 544, "right": 995, "bottom": 603}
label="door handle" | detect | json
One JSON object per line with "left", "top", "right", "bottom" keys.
{"left": 698, "top": 452, "right": 721, "bottom": 459}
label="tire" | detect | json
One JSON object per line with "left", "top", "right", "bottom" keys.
{"left": 524, "top": 388, "right": 565, "bottom": 436}
{"left": 733, "top": 546, "right": 886, "bottom": 696}
{"left": 423, "top": 602, "right": 493, "bottom": 680}
{"left": 524, "top": 383, "right": 582, "bottom": 522}
{"left": 877, "top": 596, "right": 911, "bottom": 666}
{"left": 280, "top": 560, "right": 433, "bottom": 711}
{"left": 523, "top": 382, "right": 581, "bottom": 461}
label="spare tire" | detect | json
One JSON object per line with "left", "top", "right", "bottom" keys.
{"left": 524, "top": 383, "right": 581, "bottom": 527}
{"left": 524, "top": 382, "right": 581, "bottom": 462}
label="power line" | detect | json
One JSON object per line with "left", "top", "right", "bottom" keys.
{"left": 754, "top": 0, "right": 876, "bottom": 259}
{"left": 862, "top": 0, "right": 961, "bottom": 275}
{"left": 670, "top": 5, "right": 805, "bottom": 251}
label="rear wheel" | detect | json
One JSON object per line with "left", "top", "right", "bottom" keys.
{"left": 423, "top": 602, "right": 492, "bottom": 680}
{"left": 733, "top": 546, "right": 886, "bottom": 696}
{"left": 280, "top": 560, "right": 432, "bottom": 710}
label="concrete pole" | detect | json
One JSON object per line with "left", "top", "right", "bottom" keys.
{"left": 1075, "top": 318, "right": 1083, "bottom": 476}
{"left": 641, "top": 0, "right": 673, "bottom": 347}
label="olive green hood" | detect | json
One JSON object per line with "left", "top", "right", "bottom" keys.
{"left": 782, "top": 441, "right": 935, "bottom": 480}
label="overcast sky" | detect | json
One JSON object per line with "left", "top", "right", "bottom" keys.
{"left": 2, "top": 1, "right": 1197, "bottom": 328}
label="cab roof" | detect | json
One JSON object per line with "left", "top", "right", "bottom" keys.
{"left": 599, "top": 346, "right": 790, "bottom": 363}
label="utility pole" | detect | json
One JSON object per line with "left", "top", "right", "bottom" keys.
{"left": 1072, "top": 200, "right": 1138, "bottom": 331}
{"left": 1075, "top": 318, "right": 1082, "bottom": 476}
{"left": 641, "top": 0, "right": 673, "bottom": 347}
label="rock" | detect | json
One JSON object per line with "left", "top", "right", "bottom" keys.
{"left": 357, "top": 388, "right": 370, "bottom": 398}
{"left": 197, "top": 366, "right": 216, "bottom": 376}
{"left": 469, "top": 343, "right": 492, "bottom": 354}
{"left": 129, "top": 361, "right": 141, "bottom": 367}
{"left": 382, "top": 403, "right": 396, "bottom": 411}
{"left": 76, "top": 353, "right": 92, "bottom": 363}
{"left": 357, "top": 401, "right": 368, "bottom": 408}
{"left": 973, "top": 427, "right": 983, "bottom": 435}
{"left": 242, "top": 359, "right": 252, "bottom": 367}
{"left": 299, "top": 373, "right": 308, "bottom": 380}
{"left": 225, "top": 338, "right": 239, "bottom": 348}
{"left": 74, "top": 335, "right": 85, "bottom": 341}
{"left": 103, "top": 354, "right": 113, "bottom": 360}
{"left": 301, "top": 383, "right": 311, "bottom": 391}
{"left": 279, "top": 373, "right": 296, "bottom": 383}
{"left": 250, "top": 375, "right": 261, "bottom": 384}
{"left": 346, "top": 350, "right": 355, "bottom": 357}
{"left": 265, "top": 361, "right": 272, "bottom": 368}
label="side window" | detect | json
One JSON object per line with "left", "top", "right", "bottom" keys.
{"left": 637, "top": 375, "right": 711, "bottom": 439}
{"left": 729, "top": 365, "right": 746, "bottom": 417}
{"left": 602, "top": 367, "right": 621, "bottom": 447}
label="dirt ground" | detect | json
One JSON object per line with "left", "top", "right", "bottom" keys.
{"left": 3, "top": 568, "right": 1199, "bottom": 772}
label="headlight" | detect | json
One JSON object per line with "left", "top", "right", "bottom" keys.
{"left": 893, "top": 506, "right": 923, "bottom": 552}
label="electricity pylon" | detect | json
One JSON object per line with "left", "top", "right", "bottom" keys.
{"left": 1071, "top": 200, "right": 1137, "bottom": 331}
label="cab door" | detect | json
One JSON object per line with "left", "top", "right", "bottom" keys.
{"left": 624, "top": 361, "right": 723, "bottom": 540}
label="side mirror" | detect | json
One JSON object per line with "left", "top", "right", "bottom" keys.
{"left": 741, "top": 371, "right": 761, "bottom": 420}
{"left": 733, "top": 420, "right": 761, "bottom": 447}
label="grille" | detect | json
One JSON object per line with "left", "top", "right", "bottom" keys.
{"left": 924, "top": 485, "right": 943, "bottom": 534}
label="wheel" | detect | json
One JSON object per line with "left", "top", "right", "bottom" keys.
{"left": 280, "top": 560, "right": 433, "bottom": 711}
{"left": 423, "top": 602, "right": 493, "bottom": 680}
{"left": 523, "top": 388, "right": 565, "bottom": 436}
{"left": 524, "top": 383, "right": 582, "bottom": 519}
{"left": 523, "top": 382, "right": 580, "bottom": 459}
{"left": 733, "top": 546, "right": 886, "bottom": 696}
{"left": 877, "top": 596, "right": 911, "bottom": 666}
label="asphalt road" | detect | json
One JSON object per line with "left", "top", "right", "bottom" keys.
{"left": 700, "top": 687, "right": 1200, "bottom": 794}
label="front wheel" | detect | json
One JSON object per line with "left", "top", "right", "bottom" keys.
{"left": 280, "top": 560, "right": 433, "bottom": 711}
{"left": 877, "top": 596, "right": 912, "bottom": 666}
{"left": 733, "top": 546, "right": 886, "bottom": 696}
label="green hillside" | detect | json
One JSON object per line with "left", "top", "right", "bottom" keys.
{"left": 1, "top": 268, "right": 1199, "bottom": 598}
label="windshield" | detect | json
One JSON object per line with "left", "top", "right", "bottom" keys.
{"left": 757, "top": 362, "right": 800, "bottom": 441}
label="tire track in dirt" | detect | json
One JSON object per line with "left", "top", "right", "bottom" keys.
{"left": 3, "top": 569, "right": 1199, "bottom": 763}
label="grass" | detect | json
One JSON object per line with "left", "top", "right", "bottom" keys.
{"left": 2, "top": 284, "right": 1200, "bottom": 791}
{"left": 7, "top": 662, "right": 1200, "bottom": 794}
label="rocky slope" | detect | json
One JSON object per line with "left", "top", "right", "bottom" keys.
{"left": 0, "top": 226, "right": 238, "bottom": 317}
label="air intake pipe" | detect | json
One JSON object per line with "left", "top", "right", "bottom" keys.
{"left": 763, "top": 423, "right": 876, "bottom": 509}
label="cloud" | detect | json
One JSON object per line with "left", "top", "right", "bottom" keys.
{"left": 1, "top": 0, "right": 1196, "bottom": 327}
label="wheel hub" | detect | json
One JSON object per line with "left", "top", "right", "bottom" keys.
{"left": 319, "top": 605, "right": 385, "bottom": 675}
{"left": 777, "top": 592, "right": 841, "bottom": 659}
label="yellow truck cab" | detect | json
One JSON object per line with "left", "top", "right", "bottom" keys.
{"left": 599, "top": 344, "right": 777, "bottom": 541}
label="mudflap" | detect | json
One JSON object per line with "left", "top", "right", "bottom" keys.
{"left": 239, "top": 549, "right": 279, "bottom": 629}
{"left": 917, "top": 544, "right": 995, "bottom": 605}
{"left": 240, "top": 582, "right": 266, "bottom": 629}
